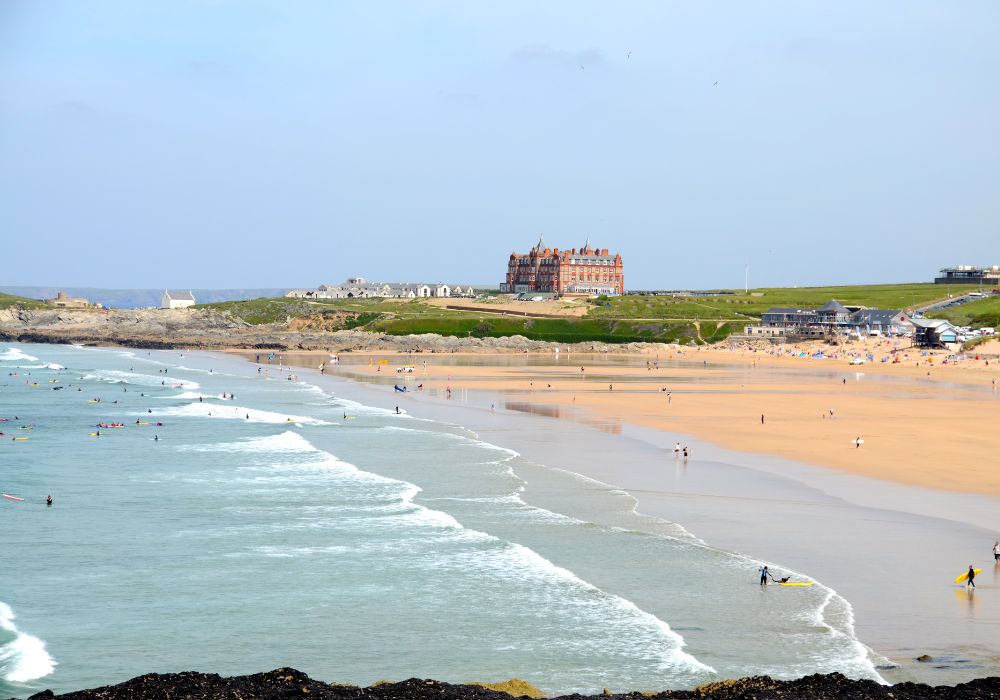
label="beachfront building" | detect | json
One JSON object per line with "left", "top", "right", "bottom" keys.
{"left": 912, "top": 319, "right": 962, "bottom": 348}
{"left": 935, "top": 265, "right": 1000, "bottom": 285}
{"left": 759, "top": 300, "right": 914, "bottom": 338}
{"left": 285, "top": 279, "right": 466, "bottom": 300}
{"left": 499, "top": 236, "right": 624, "bottom": 296}
{"left": 46, "top": 291, "right": 89, "bottom": 309}
{"left": 161, "top": 290, "right": 196, "bottom": 309}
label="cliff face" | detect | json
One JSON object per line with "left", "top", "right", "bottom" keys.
{"left": 0, "top": 307, "right": 651, "bottom": 354}
{"left": 19, "top": 668, "right": 1000, "bottom": 700}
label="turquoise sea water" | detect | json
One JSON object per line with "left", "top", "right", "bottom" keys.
{"left": 0, "top": 344, "right": 883, "bottom": 696}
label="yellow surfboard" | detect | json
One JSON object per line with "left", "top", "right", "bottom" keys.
{"left": 778, "top": 582, "right": 814, "bottom": 587}
{"left": 955, "top": 569, "right": 981, "bottom": 584}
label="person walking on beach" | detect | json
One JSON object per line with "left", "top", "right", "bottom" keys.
{"left": 761, "top": 414, "right": 765, "bottom": 425}
{"left": 855, "top": 436, "right": 863, "bottom": 449}
{"left": 674, "top": 442, "right": 681, "bottom": 457}
{"left": 759, "top": 565, "right": 769, "bottom": 586}
{"left": 682, "top": 446, "right": 689, "bottom": 461}
{"left": 993, "top": 541, "right": 1000, "bottom": 562}
{"left": 967, "top": 565, "right": 976, "bottom": 587}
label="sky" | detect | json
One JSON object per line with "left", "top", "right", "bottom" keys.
{"left": 2, "top": 1, "right": 998, "bottom": 290}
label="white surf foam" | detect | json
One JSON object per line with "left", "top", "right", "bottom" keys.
{"left": 181, "top": 431, "right": 319, "bottom": 454}
{"left": 261, "top": 431, "right": 714, "bottom": 678}
{"left": 0, "top": 349, "right": 39, "bottom": 362}
{"left": 0, "top": 602, "right": 56, "bottom": 683}
{"left": 85, "top": 370, "right": 200, "bottom": 389}
{"left": 150, "top": 402, "right": 331, "bottom": 425}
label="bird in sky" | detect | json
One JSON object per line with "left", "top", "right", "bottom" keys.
{"left": 626, "top": 51, "right": 632, "bottom": 59}
{"left": 713, "top": 81, "right": 719, "bottom": 86}
{"left": 580, "top": 65, "right": 585, "bottom": 70}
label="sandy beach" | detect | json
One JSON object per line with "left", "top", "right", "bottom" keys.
{"left": 250, "top": 339, "right": 1000, "bottom": 499}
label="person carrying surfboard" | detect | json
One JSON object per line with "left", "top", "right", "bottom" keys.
{"left": 967, "top": 565, "right": 976, "bottom": 587}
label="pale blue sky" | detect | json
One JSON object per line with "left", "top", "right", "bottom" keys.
{"left": 2, "top": 1, "right": 998, "bottom": 289}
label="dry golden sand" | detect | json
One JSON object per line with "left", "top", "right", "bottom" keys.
{"left": 265, "top": 340, "right": 1000, "bottom": 499}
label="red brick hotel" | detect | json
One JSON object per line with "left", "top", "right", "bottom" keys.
{"left": 500, "top": 236, "right": 624, "bottom": 296}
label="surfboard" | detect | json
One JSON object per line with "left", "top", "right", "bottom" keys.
{"left": 11, "top": 437, "right": 28, "bottom": 441}
{"left": 778, "top": 582, "right": 814, "bottom": 587}
{"left": 88, "top": 432, "right": 101, "bottom": 436}
{"left": 955, "top": 569, "right": 981, "bottom": 584}
{"left": 2, "top": 494, "right": 25, "bottom": 501}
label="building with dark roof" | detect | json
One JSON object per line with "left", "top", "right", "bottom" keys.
{"left": 758, "top": 300, "right": 914, "bottom": 337}
{"left": 935, "top": 265, "right": 1000, "bottom": 285}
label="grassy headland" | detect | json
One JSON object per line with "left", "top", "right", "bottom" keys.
{"left": 196, "top": 283, "right": 952, "bottom": 345}
{"left": 0, "top": 291, "right": 48, "bottom": 310}
{"left": 927, "top": 294, "right": 1000, "bottom": 329}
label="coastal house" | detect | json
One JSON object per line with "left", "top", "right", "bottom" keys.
{"left": 815, "top": 300, "right": 853, "bottom": 329}
{"left": 285, "top": 279, "right": 460, "bottom": 300}
{"left": 911, "top": 319, "right": 962, "bottom": 348}
{"left": 47, "top": 291, "right": 89, "bottom": 309}
{"left": 761, "top": 308, "right": 817, "bottom": 327}
{"left": 760, "top": 300, "right": 913, "bottom": 338}
{"left": 161, "top": 290, "right": 196, "bottom": 309}
{"left": 851, "top": 309, "right": 913, "bottom": 337}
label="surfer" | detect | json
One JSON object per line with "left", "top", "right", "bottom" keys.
{"left": 154, "top": 435, "right": 159, "bottom": 441}
{"left": 395, "top": 406, "right": 400, "bottom": 414}
{"left": 967, "top": 565, "right": 976, "bottom": 587}
{"left": 759, "top": 565, "right": 769, "bottom": 586}
{"left": 46, "top": 495, "right": 52, "bottom": 507}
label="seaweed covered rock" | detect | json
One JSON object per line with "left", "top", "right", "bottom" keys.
{"left": 20, "top": 669, "right": 1000, "bottom": 700}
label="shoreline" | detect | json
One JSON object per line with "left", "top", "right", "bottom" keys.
{"left": 241, "top": 349, "right": 1000, "bottom": 685}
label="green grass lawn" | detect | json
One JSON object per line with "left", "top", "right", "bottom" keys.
{"left": 588, "top": 283, "right": 950, "bottom": 320}
{"left": 194, "top": 283, "right": 961, "bottom": 344}
{"left": 926, "top": 294, "right": 1000, "bottom": 328}
{"left": 0, "top": 291, "right": 49, "bottom": 310}
{"left": 197, "top": 297, "right": 487, "bottom": 325}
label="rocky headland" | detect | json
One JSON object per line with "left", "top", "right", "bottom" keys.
{"left": 17, "top": 668, "right": 1000, "bottom": 700}
{"left": 0, "top": 307, "right": 661, "bottom": 354}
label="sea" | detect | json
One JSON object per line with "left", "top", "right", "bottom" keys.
{"left": 0, "top": 343, "right": 886, "bottom": 697}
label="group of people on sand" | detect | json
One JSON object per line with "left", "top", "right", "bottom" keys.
{"left": 673, "top": 442, "right": 689, "bottom": 461}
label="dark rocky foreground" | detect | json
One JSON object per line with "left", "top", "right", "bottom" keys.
{"left": 18, "top": 668, "right": 1000, "bottom": 700}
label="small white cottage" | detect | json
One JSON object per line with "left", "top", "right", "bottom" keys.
{"left": 161, "top": 290, "right": 196, "bottom": 309}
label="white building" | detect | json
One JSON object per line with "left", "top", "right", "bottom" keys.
{"left": 161, "top": 290, "right": 196, "bottom": 309}
{"left": 286, "top": 279, "right": 463, "bottom": 300}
